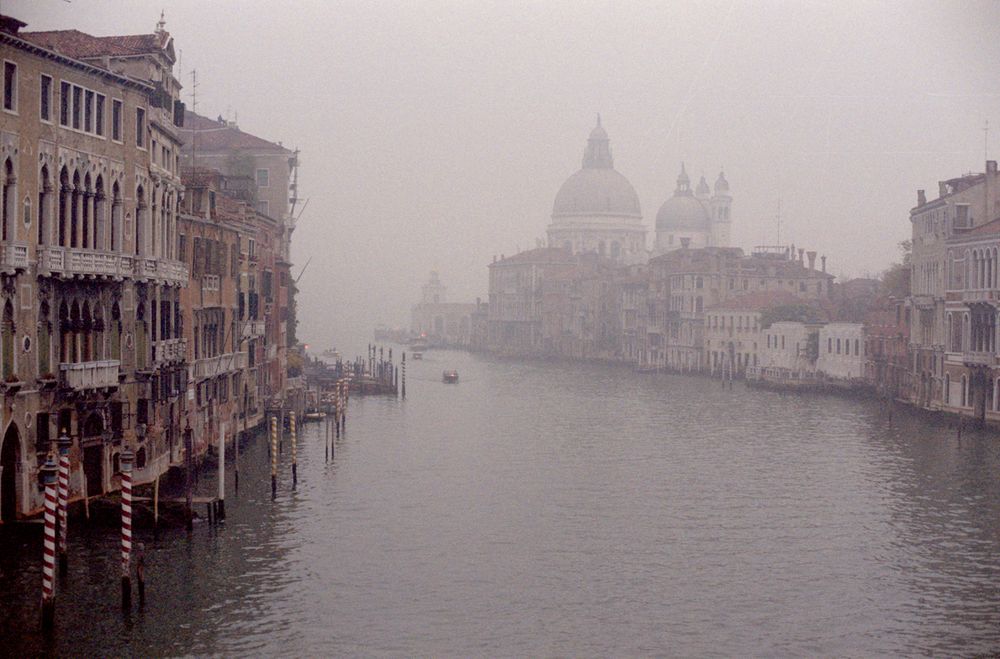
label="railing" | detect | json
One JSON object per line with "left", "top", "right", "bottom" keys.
{"left": 241, "top": 320, "right": 265, "bottom": 339}
{"left": 193, "top": 351, "right": 247, "bottom": 380}
{"left": 134, "top": 257, "right": 189, "bottom": 285}
{"left": 153, "top": 338, "right": 187, "bottom": 363}
{"left": 59, "top": 360, "right": 120, "bottom": 390}
{"left": 0, "top": 241, "right": 29, "bottom": 271}
{"left": 38, "top": 246, "right": 130, "bottom": 278}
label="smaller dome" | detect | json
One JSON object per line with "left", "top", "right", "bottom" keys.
{"left": 655, "top": 195, "right": 710, "bottom": 231}
{"left": 715, "top": 171, "right": 730, "bottom": 193}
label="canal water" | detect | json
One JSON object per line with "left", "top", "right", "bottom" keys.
{"left": 3, "top": 349, "right": 1000, "bottom": 655}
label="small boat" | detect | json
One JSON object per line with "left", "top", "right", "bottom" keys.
{"left": 442, "top": 370, "right": 459, "bottom": 383}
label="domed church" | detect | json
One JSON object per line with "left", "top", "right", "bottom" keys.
{"left": 547, "top": 117, "right": 646, "bottom": 263}
{"left": 654, "top": 164, "right": 732, "bottom": 254}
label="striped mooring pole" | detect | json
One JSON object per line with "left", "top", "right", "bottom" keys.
{"left": 40, "top": 454, "right": 58, "bottom": 632}
{"left": 56, "top": 431, "right": 72, "bottom": 576}
{"left": 290, "top": 411, "right": 297, "bottom": 487}
{"left": 120, "top": 448, "right": 135, "bottom": 610}
{"left": 402, "top": 352, "right": 406, "bottom": 399}
{"left": 270, "top": 415, "right": 278, "bottom": 499}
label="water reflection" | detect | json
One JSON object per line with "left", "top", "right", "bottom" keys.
{"left": 3, "top": 350, "right": 1000, "bottom": 655}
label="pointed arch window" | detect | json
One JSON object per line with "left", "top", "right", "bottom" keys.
{"left": 1, "top": 300, "right": 15, "bottom": 379}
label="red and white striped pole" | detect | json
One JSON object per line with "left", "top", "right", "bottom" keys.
{"left": 40, "top": 454, "right": 58, "bottom": 632}
{"left": 57, "top": 431, "right": 71, "bottom": 576}
{"left": 120, "top": 448, "right": 134, "bottom": 610}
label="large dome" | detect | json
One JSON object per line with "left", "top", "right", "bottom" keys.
{"left": 551, "top": 117, "right": 641, "bottom": 219}
{"left": 656, "top": 195, "right": 710, "bottom": 231}
{"left": 553, "top": 168, "right": 642, "bottom": 218}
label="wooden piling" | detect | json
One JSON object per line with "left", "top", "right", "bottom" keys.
{"left": 290, "top": 411, "right": 297, "bottom": 488}
{"left": 270, "top": 415, "right": 278, "bottom": 499}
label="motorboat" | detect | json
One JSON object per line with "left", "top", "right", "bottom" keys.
{"left": 442, "top": 370, "right": 459, "bottom": 384}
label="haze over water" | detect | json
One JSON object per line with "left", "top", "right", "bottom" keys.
{"left": 3, "top": 350, "right": 1000, "bottom": 655}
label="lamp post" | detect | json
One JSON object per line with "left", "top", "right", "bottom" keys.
{"left": 56, "top": 430, "right": 71, "bottom": 576}
{"left": 39, "top": 454, "right": 58, "bottom": 632}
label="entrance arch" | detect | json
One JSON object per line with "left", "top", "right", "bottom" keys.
{"left": 1, "top": 423, "right": 21, "bottom": 522}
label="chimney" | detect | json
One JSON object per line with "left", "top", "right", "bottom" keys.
{"left": 680, "top": 237, "right": 691, "bottom": 249}
{"left": 939, "top": 182, "right": 948, "bottom": 198}
{"left": 807, "top": 251, "right": 817, "bottom": 270}
{"left": 821, "top": 255, "right": 827, "bottom": 273}
{"left": 790, "top": 243, "right": 796, "bottom": 260}
{"left": 917, "top": 189, "right": 926, "bottom": 206}
{"left": 798, "top": 248, "right": 805, "bottom": 265}
{"left": 988, "top": 160, "right": 998, "bottom": 174}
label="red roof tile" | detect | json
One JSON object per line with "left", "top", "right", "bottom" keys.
{"left": 22, "top": 29, "right": 168, "bottom": 58}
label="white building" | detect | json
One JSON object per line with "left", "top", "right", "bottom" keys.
{"left": 817, "top": 323, "right": 865, "bottom": 380}
{"left": 547, "top": 117, "right": 646, "bottom": 263}
{"left": 759, "top": 321, "right": 817, "bottom": 376}
{"left": 654, "top": 164, "right": 732, "bottom": 254}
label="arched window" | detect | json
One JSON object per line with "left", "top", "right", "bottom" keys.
{"left": 92, "top": 304, "right": 104, "bottom": 360}
{"left": 37, "top": 301, "right": 50, "bottom": 376}
{"left": 945, "top": 373, "right": 951, "bottom": 405}
{"left": 93, "top": 175, "right": 105, "bottom": 250}
{"left": 961, "top": 374, "right": 968, "bottom": 407}
{"left": 81, "top": 173, "right": 92, "bottom": 248}
{"left": 58, "top": 301, "right": 69, "bottom": 363}
{"left": 1, "top": 300, "right": 14, "bottom": 379}
{"left": 70, "top": 171, "right": 81, "bottom": 248}
{"left": 110, "top": 302, "right": 121, "bottom": 360}
{"left": 58, "top": 167, "right": 69, "bottom": 246}
{"left": 2, "top": 158, "right": 14, "bottom": 241}
{"left": 69, "top": 301, "right": 80, "bottom": 363}
{"left": 111, "top": 182, "right": 121, "bottom": 252}
{"left": 80, "top": 301, "right": 92, "bottom": 362}
{"left": 135, "top": 302, "right": 147, "bottom": 370}
{"left": 38, "top": 165, "right": 51, "bottom": 245}
{"left": 135, "top": 185, "right": 145, "bottom": 257}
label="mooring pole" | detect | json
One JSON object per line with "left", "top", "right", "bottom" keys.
{"left": 136, "top": 542, "right": 146, "bottom": 606}
{"left": 402, "top": 352, "right": 407, "bottom": 399}
{"left": 184, "top": 421, "right": 193, "bottom": 532}
{"left": 56, "top": 430, "right": 71, "bottom": 577}
{"left": 40, "top": 454, "right": 58, "bottom": 633}
{"left": 290, "top": 411, "right": 298, "bottom": 488}
{"left": 217, "top": 422, "right": 226, "bottom": 521}
{"left": 120, "top": 447, "right": 135, "bottom": 610}
{"left": 270, "top": 415, "right": 278, "bottom": 499}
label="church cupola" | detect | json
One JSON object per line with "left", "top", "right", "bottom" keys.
{"left": 582, "top": 114, "right": 613, "bottom": 169}
{"left": 696, "top": 174, "right": 710, "bottom": 198}
{"left": 675, "top": 163, "right": 692, "bottom": 196}
{"left": 714, "top": 170, "right": 730, "bottom": 194}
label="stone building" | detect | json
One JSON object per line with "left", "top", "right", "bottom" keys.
{"left": 0, "top": 14, "right": 189, "bottom": 518}
{"left": 863, "top": 299, "right": 910, "bottom": 399}
{"left": 908, "top": 160, "right": 1000, "bottom": 409}
{"left": 816, "top": 322, "right": 865, "bottom": 380}
{"left": 703, "top": 291, "right": 803, "bottom": 377}
{"left": 547, "top": 118, "right": 645, "bottom": 263}
{"left": 539, "top": 254, "right": 618, "bottom": 360}
{"left": 487, "top": 248, "right": 574, "bottom": 354}
{"left": 654, "top": 165, "right": 731, "bottom": 255}
{"left": 410, "top": 271, "right": 476, "bottom": 347}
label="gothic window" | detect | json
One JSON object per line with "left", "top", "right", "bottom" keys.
{"left": 38, "top": 165, "right": 51, "bottom": 245}
{"left": 110, "top": 302, "right": 121, "bottom": 360}
{"left": 37, "top": 301, "right": 50, "bottom": 376}
{"left": 94, "top": 175, "right": 105, "bottom": 250}
{"left": 1, "top": 300, "right": 14, "bottom": 379}
{"left": 1, "top": 158, "right": 14, "bottom": 241}
{"left": 111, "top": 182, "right": 121, "bottom": 252}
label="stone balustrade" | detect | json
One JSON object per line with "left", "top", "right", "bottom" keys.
{"left": 59, "top": 359, "right": 121, "bottom": 390}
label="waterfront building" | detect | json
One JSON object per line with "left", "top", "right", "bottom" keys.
{"left": 654, "top": 165, "right": 731, "bottom": 254}
{"left": 703, "top": 291, "right": 804, "bottom": 377}
{"left": 907, "top": 161, "right": 1000, "bottom": 410}
{"left": 539, "top": 254, "right": 619, "bottom": 360}
{"left": 758, "top": 321, "right": 819, "bottom": 377}
{"left": 863, "top": 299, "right": 911, "bottom": 399}
{"left": 487, "top": 248, "right": 574, "bottom": 354}
{"left": 0, "top": 14, "right": 188, "bottom": 518}
{"left": 816, "top": 322, "right": 865, "bottom": 380}
{"left": 547, "top": 118, "right": 645, "bottom": 263}
{"left": 618, "top": 267, "right": 649, "bottom": 365}
{"left": 410, "top": 271, "right": 476, "bottom": 347}
{"left": 179, "top": 111, "right": 298, "bottom": 413}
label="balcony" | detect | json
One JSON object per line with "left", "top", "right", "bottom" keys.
{"left": 241, "top": 320, "right": 265, "bottom": 339}
{"left": 0, "top": 241, "right": 29, "bottom": 273}
{"left": 134, "top": 257, "right": 189, "bottom": 286}
{"left": 59, "top": 360, "right": 121, "bottom": 390}
{"left": 193, "top": 351, "right": 247, "bottom": 380}
{"left": 153, "top": 338, "right": 187, "bottom": 364}
{"left": 38, "top": 246, "right": 131, "bottom": 279}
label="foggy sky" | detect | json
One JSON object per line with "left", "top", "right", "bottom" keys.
{"left": 9, "top": 0, "right": 1000, "bottom": 354}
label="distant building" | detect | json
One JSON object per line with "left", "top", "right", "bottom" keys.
{"left": 488, "top": 248, "right": 574, "bottom": 354}
{"left": 547, "top": 118, "right": 645, "bottom": 263}
{"left": 654, "top": 165, "right": 731, "bottom": 254}
{"left": 410, "top": 271, "right": 476, "bottom": 347}
{"left": 817, "top": 323, "right": 865, "bottom": 380}
{"left": 704, "top": 291, "right": 805, "bottom": 377}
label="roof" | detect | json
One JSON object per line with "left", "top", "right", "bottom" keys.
{"left": 961, "top": 216, "right": 1000, "bottom": 237}
{"left": 492, "top": 248, "right": 575, "bottom": 266}
{"left": 552, "top": 167, "right": 641, "bottom": 218}
{"left": 707, "top": 291, "right": 805, "bottom": 312}
{"left": 22, "top": 29, "right": 170, "bottom": 59}
{"left": 181, "top": 110, "right": 290, "bottom": 153}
